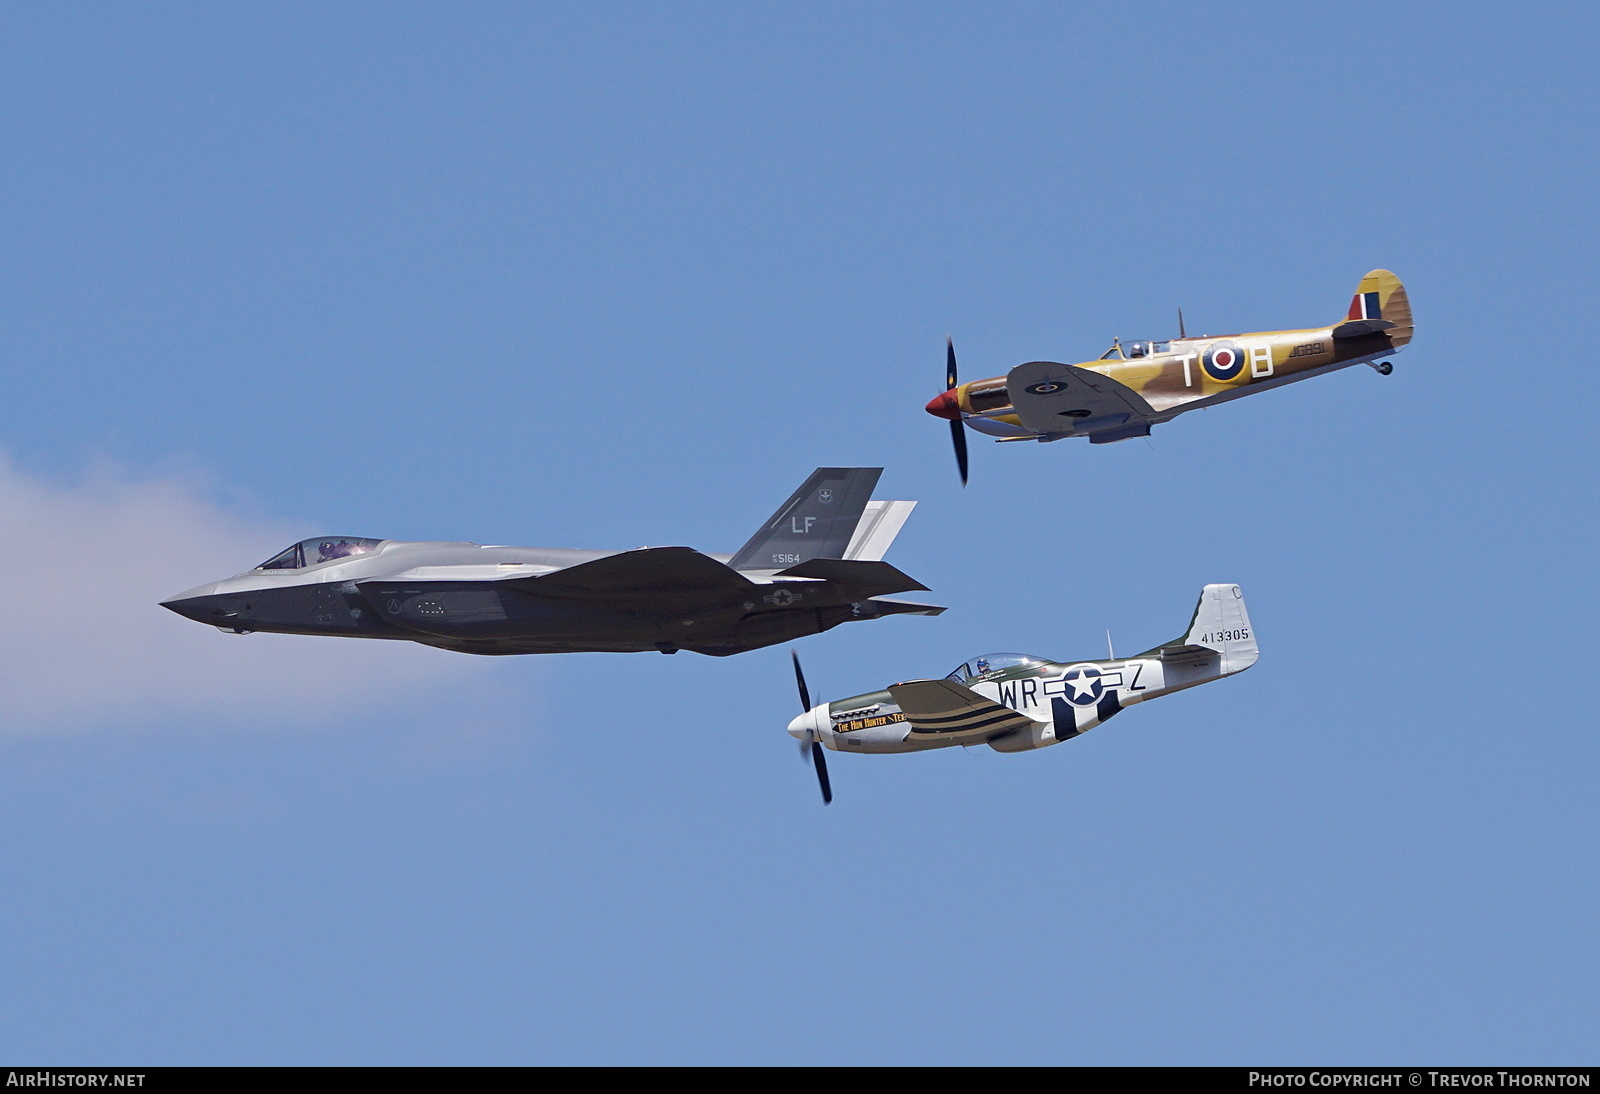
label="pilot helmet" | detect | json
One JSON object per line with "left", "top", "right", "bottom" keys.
{"left": 974, "top": 658, "right": 990, "bottom": 674}
{"left": 1126, "top": 340, "right": 1149, "bottom": 358}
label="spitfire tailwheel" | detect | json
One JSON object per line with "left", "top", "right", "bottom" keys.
{"left": 790, "top": 650, "right": 833, "bottom": 805}
{"left": 1373, "top": 360, "right": 1394, "bottom": 375}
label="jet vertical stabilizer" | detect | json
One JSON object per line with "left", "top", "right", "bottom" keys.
{"left": 728, "top": 467, "right": 882, "bottom": 572}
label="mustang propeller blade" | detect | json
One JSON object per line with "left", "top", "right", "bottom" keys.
{"left": 946, "top": 338, "right": 969, "bottom": 486}
{"left": 790, "top": 650, "right": 833, "bottom": 805}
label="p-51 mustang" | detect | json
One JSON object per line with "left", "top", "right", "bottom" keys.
{"left": 786, "top": 584, "right": 1256, "bottom": 803}
{"left": 161, "top": 468, "right": 943, "bottom": 657}
{"left": 927, "top": 270, "right": 1413, "bottom": 482}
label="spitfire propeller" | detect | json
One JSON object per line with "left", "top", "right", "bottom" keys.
{"left": 923, "top": 337, "right": 969, "bottom": 486}
{"left": 790, "top": 650, "right": 832, "bottom": 805}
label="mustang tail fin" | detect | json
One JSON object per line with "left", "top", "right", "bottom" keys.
{"left": 1336, "top": 269, "right": 1413, "bottom": 345}
{"left": 728, "top": 468, "right": 882, "bottom": 571}
{"left": 1175, "top": 583, "right": 1259, "bottom": 675}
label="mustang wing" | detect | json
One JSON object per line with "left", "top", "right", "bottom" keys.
{"left": 886, "top": 678, "right": 1042, "bottom": 741}
{"left": 1005, "top": 360, "right": 1156, "bottom": 437}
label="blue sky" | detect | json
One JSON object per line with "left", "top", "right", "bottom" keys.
{"left": 0, "top": 1, "right": 1596, "bottom": 1064}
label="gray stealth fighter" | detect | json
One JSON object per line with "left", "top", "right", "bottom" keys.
{"left": 161, "top": 468, "right": 942, "bottom": 657}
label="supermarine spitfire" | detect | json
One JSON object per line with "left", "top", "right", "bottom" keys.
{"left": 927, "top": 270, "right": 1413, "bottom": 482}
{"left": 786, "top": 584, "right": 1257, "bottom": 803}
{"left": 161, "top": 468, "right": 943, "bottom": 657}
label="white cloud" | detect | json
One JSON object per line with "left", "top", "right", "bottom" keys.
{"left": 0, "top": 455, "right": 494, "bottom": 732}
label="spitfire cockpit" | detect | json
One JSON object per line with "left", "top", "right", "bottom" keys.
{"left": 256, "top": 537, "right": 385, "bottom": 570}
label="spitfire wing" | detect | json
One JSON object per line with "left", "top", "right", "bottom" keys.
{"left": 1005, "top": 361, "right": 1156, "bottom": 438}
{"left": 886, "top": 678, "right": 1042, "bottom": 742}
{"left": 518, "top": 547, "right": 753, "bottom": 602}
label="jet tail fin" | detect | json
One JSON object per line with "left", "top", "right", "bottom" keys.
{"left": 1174, "top": 583, "right": 1258, "bottom": 675}
{"left": 843, "top": 500, "right": 916, "bottom": 561}
{"left": 728, "top": 468, "right": 882, "bottom": 572}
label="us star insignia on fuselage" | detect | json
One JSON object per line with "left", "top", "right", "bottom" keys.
{"left": 785, "top": 584, "right": 1258, "bottom": 803}
{"left": 161, "top": 468, "right": 944, "bottom": 658}
{"left": 927, "top": 270, "right": 1414, "bottom": 482}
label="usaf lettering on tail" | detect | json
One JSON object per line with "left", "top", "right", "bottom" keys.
{"left": 785, "top": 584, "right": 1257, "bottom": 803}
{"left": 927, "top": 269, "right": 1414, "bottom": 482}
{"left": 161, "top": 468, "right": 943, "bottom": 658}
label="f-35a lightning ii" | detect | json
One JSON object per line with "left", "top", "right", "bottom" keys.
{"left": 786, "top": 584, "right": 1256, "bottom": 803}
{"left": 161, "top": 468, "right": 942, "bottom": 657}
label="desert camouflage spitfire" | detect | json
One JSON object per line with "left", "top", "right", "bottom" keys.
{"left": 784, "top": 584, "right": 1258, "bottom": 803}
{"left": 926, "top": 270, "right": 1413, "bottom": 481}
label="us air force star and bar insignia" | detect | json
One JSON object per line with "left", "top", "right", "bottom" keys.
{"left": 1041, "top": 663, "right": 1124, "bottom": 706}
{"left": 1202, "top": 339, "right": 1246, "bottom": 381}
{"left": 763, "top": 588, "right": 801, "bottom": 606}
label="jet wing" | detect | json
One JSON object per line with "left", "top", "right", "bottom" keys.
{"left": 512, "top": 547, "right": 753, "bottom": 602}
{"left": 1005, "top": 360, "right": 1156, "bottom": 437}
{"left": 886, "top": 678, "right": 1042, "bottom": 741}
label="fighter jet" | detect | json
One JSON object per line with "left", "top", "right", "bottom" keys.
{"left": 161, "top": 468, "right": 943, "bottom": 657}
{"left": 928, "top": 269, "right": 1413, "bottom": 482}
{"left": 786, "top": 584, "right": 1256, "bottom": 803}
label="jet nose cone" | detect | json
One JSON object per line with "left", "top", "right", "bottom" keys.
{"left": 160, "top": 582, "right": 220, "bottom": 622}
{"left": 924, "top": 389, "right": 960, "bottom": 420}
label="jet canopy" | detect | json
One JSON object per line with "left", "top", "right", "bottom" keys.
{"left": 257, "top": 537, "right": 385, "bottom": 571}
{"left": 945, "top": 652, "right": 1046, "bottom": 682}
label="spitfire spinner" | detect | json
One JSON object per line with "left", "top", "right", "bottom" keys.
{"left": 786, "top": 584, "right": 1256, "bottom": 802}
{"left": 927, "top": 270, "right": 1413, "bottom": 482}
{"left": 162, "top": 468, "right": 943, "bottom": 657}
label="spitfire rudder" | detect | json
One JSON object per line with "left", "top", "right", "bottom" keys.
{"left": 1343, "top": 269, "right": 1413, "bottom": 346}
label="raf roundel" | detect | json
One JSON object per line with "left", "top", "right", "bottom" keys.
{"left": 1202, "top": 339, "right": 1246, "bottom": 382}
{"left": 1025, "top": 380, "right": 1067, "bottom": 395}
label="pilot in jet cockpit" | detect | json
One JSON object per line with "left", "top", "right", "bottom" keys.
{"left": 257, "top": 537, "right": 384, "bottom": 571}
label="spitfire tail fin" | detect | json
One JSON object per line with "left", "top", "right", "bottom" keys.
{"left": 728, "top": 467, "right": 882, "bottom": 571}
{"left": 1179, "top": 584, "right": 1259, "bottom": 676}
{"left": 1340, "top": 269, "right": 1413, "bottom": 346}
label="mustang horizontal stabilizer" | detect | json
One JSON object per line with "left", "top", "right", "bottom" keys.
{"left": 1005, "top": 361, "right": 1156, "bottom": 439}
{"left": 728, "top": 467, "right": 881, "bottom": 572}
{"left": 887, "top": 678, "right": 1042, "bottom": 741}
{"left": 773, "top": 557, "right": 929, "bottom": 596}
{"left": 518, "top": 547, "right": 752, "bottom": 601}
